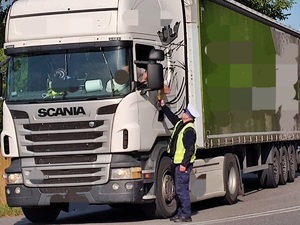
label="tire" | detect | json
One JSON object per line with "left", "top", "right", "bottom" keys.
{"left": 22, "top": 206, "right": 61, "bottom": 223}
{"left": 287, "top": 145, "right": 296, "bottom": 182}
{"left": 279, "top": 146, "right": 288, "bottom": 185}
{"left": 223, "top": 153, "right": 240, "bottom": 205}
{"left": 259, "top": 146, "right": 280, "bottom": 188}
{"left": 142, "top": 156, "right": 177, "bottom": 218}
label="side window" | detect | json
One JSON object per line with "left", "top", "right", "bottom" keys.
{"left": 135, "top": 44, "right": 154, "bottom": 87}
{"left": 136, "top": 44, "right": 154, "bottom": 62}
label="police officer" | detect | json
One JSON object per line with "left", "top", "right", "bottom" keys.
{"left": 159, "top": 99, "right": 199, "bottom": 223}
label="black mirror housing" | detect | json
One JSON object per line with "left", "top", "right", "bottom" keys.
{"left": 146, "top": 49, "right": 164, "bottom": 91}
{"left": 134, "top": 49, "right": 164, "bottom": 91}
{"left": 148, "top": 49, "right": 165, "bottom": 61}
{"left": 147, "top": 63, "right": 164, "bottom": 91}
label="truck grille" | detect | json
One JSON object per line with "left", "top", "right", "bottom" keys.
{"left": 39, "top": 186, "right": 92, "bottom": 194}
{"left": 23, "top": 164, "right": 109, "bottom": 187}
{"left": 20, "top": 119, "right": 108, "bottom": 154}
{"left": 34, "top": 154, "right": 97, "bottom": 164}
{"left": 25, "top": 131, "right": 103, "bottom": 142}
{"left": 10, "top": 102, "right": 117, "bottom": 188}
{"left": 27, "top": 143, "right": 103, "bottom": 153}
{"left": 18, "top": 118, "right": 111, "bottom": 187}
{"left": 23, "top": 120, "right": 104, "bottom": 131}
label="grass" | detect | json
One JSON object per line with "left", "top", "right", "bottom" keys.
{"left": 0, "top": 205, "right": 23, "bottom": 217}
{"left": 0, "top": 157, "right": 23, "bottom": 218}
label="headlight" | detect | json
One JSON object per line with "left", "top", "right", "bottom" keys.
{"left": 110, "top": 167, "right": 142, "bottom": 180}
{"left": 5, "top": 173, "right": 23, "bottom": 184}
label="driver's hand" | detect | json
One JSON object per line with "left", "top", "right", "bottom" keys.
{"left": 159, "top": 99, "right": 165, "bottom": 107}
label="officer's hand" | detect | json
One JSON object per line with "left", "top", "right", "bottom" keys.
{"left": 160, "top": 99, "right": 165, "bottom": 107}
{"left": 179, "top": 165, "right": 186, "bottom": 173}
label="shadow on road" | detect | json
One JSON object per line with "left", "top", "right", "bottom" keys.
{"left": 192, "top": 171, "right": 300, "bottom": 214}
{"left": 190, "top": 172, "right": 298, "bottom": 214}
{"left": 14, "top": 172, "right": 300, "bottom": 225}
{"left": 14, "top": 205, "right": 152, "bottom": 225}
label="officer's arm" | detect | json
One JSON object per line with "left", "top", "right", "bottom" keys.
{"left": 161, "top": 105, "right": 180, "bottom": 126}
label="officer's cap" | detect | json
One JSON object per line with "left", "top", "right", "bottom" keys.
{"left": 185, "top": 103, "right": 200, "bottom": 118}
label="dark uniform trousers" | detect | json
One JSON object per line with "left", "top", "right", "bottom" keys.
{"left": 174, "top": 164, "right": 193, "bottom": 218}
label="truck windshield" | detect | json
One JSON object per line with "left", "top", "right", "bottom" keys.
{"left": 6, "top": 46, "right": 131, "bottom": 102}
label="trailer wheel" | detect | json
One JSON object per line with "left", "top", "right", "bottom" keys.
{"left": 142, "top": 156, "right": 177, "bottom": 218}
{"left": 223, "top": 153, "right": 240, "bottom": 205}
{"left": 279, "top": 146, "right": 288, "bottom": 185}
{"left": 22, "top": 206, "right": 60, "bottom": 223}
{"left": 259, "top": 146, "right": 280, "bottom": 188}
{"left": 287, "top": 145, "right": 296, "bottom": 182}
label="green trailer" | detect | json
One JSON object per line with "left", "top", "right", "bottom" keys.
{"left": 200, "top": 0, "right": 300, "bottom": 147}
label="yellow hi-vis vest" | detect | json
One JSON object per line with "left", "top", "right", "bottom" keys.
{"left": 167, "top": 121, "right": 197, "bottom": 164}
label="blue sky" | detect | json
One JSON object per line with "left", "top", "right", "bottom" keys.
{"left": 281, "top": 0, "right": 300, "bottom": 31}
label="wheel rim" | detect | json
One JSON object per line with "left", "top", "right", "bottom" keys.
{"left": 161, "top": 170, "right": 175, "bottom": 204}
{"left": 282, "top": 151, "right": 288, "bottom": 179}
{"left": 228, "top": 166, "right": 237, "bottom": 195}
{"left": 289, "top": 149, "right": 296, "bottom": 177}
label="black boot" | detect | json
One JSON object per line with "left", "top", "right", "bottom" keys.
{"left": 169, "top": 215, "right": 180, "bottom": 221}
{"left": 173, "top": 217, "right": 192, "bottom": 222}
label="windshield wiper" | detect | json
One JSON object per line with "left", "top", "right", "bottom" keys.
{"left": 101, "top": 49, "right": 115, "bottom": 96}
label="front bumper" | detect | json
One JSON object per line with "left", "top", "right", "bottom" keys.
{"left": 6, "top": 179, "right": 145, "bottom": 207}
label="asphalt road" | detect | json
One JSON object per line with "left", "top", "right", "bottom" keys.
{"left": 2, "top": 173, "right": 300, "bottom": 225}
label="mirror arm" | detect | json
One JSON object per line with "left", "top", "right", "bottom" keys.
{"left": 140, "top": 89, "right": 148, "bottom": 96}
{"left": 134, "top": 60, "right": 148, "bottom": 65}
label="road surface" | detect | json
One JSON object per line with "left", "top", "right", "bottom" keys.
{"left": 2, "top": 173, "right": 300, "bottom": 225}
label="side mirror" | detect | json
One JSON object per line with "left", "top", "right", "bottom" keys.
{"left": 147, "top": 64, "right": 164, "bottom": 91}
{"left": 149, "top": 49, "right": 164, "bottom": 61}
{"left": 147, "top": 49, "right": 164, "bottom": 91}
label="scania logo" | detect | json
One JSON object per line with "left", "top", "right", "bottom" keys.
{"left": 38, "top": 107, "right": 86, "bottom": 117}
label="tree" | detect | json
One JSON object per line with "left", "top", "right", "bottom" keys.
{"left": 0, "top": 2, "right": 6, "bottom": 47}
{"left": 0, "top": 2, "right": 6, "bottom": 131}
{"left": 236, "top": 0, "right": 296, "bottom": 20}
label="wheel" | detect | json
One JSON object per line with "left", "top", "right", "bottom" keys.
{"left": 294, "top": 144, "right": 298, "bottom": 172}
{"left": 142, "top": 156, "right": 177, "bottom": 218}
{"left": 287, "top": 145, "right": 296, "bottom": 182}
{"left": 279, "top": 146, "right": 288, "bottom": 185}
{"left": 223, "top": 153, "right": 240, "bottom": 205}
{"left": 259, "top": 146, "right": 280, "bottom": 188}
{"left": 22, "top": 206, "right": 61, "bottom": 223}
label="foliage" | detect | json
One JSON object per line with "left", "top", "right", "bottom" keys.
{"left": 0, "top": 1, "right": 11, "bottom": 47}
{"left": 235, "top": 0, "right": 296, "bottom": 20}
{"left": 0, "top": 156, "right": 10, "bottom": 206}
{"left": 0, "top": 205, "right": 23, "bottom": 217}
{"left": 0, "top": 48, "right": 5, "bottom": 131}
{"left": 0, "top": 1, "right": 10, "bottom": 131}
{"left": 10, "top": 56, "right": 29, "bottom": 92}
